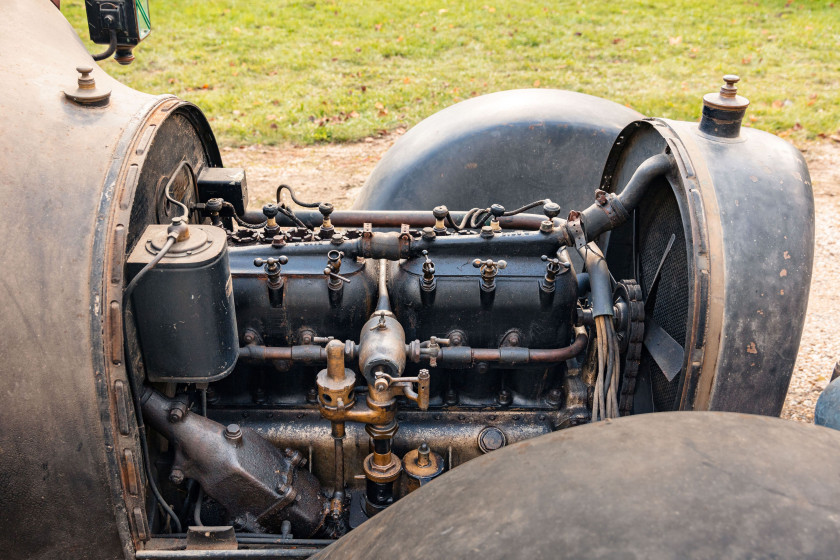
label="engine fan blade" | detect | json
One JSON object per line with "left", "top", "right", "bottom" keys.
{"left": 644, "top": 233, "right": 676, "bottom": 309}
{"left": 643, "top": 318, "right": 684, "bottom": 382}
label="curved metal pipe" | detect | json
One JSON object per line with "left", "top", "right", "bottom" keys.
{"left": 375, "top": 259, "right": 391, "bottom": 312}
{"left": 579, "top": 153, "right": 674, "bottom": 242}
{"left": 616, "top": 153, "right": 674, "bottom": 211}
{"left": 240, "top": 209, "right": 548, "bottom": 230}
{"left": 239, "top": 331, "right": 588, "bottom": 368}
{"left": 579, "top": 242, "right": 613, "bottom": 318}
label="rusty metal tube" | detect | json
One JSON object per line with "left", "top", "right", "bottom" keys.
{"left": 375, "top": 260, "right": 391, "bottom": 312}
{"left": 436, "top": 331, "right": 589, "bottom": 366}
{"left": 240, "top": 332, "right": 587, "bottom": 369}
{"left": 241, "top": 209, "right": 548, "bottom": 230}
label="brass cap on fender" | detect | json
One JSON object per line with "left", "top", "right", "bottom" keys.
{"left": 702, "top": 74, "right": 750, "bottom": 111}
{"left": 699, "top": 74, "right": 749, "bottom": 139}
{"left": 63, "top": 66, "right": 111, "bottom": 105}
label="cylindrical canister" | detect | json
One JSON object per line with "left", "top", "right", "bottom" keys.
{"left": 126, "top": 224, "right": 237, "bottom": 382}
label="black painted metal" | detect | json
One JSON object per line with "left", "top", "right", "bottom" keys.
{"left": 127, "top": 225, "right": 238, "bottom": 383}
{"left": 316, "top": 412, "right": 840, "bottom": 559}
{"left": 355, "top": 89, "right": 642, "bottom": 214}
{"left": 600, "top": 119, "right": 813, "bottom": 414}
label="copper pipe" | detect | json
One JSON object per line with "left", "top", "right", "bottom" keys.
{"left": 241, "top": 209, "right": 547, "bottom": 230}
{"left": 526, "top": 332, "right": 589, "bottom": 363}
{"left": 240, "top": 331, "right": 587, "bottom": 367}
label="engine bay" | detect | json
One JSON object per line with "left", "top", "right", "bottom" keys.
{"left": 128, "top": 155, "right": 674, "bottom": 540}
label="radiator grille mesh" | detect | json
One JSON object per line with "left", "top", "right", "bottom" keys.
{"left": 637, "top": 180, "right": 689, "bottom": 411}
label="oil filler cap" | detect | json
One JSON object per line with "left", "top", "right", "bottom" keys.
{"left": 699, "top": 74, "right": 749, "bottom": 139}
{"left": 63, "top": 66, "right": 111, "bottom": 106}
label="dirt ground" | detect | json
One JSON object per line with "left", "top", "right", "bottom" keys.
{"left": 221, "top": 136, "right": 840, "bottom": 423}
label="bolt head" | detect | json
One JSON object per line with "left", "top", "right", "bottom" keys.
{"left": 224, "top": 423, "right": 243, "bottom": 442}
{"left": 167, "top": 408, "right": 184, "bottom": 423}
{"left": 169, "top": 469, "right": 185, "bottom": 485}
{"left": 478, "top": 426, "right": 506, "bottom": 453}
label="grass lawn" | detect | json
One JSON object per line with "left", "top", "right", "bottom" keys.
{"left": 62, "top": 0, "right": 839, "bottom": 145}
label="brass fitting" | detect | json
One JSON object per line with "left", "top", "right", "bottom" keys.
{"left": 403, "top": 442, "right": 444, "bottom": 493}
{"left": 316, "top": 340, "right": 357, "bottom": 411}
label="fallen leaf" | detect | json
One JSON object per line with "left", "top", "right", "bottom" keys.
{"left": 375, "top": 102, "right": 384, "bottom": 109}
{"left": 533, "top": 79, "right": 541, "bottom": 87}
{"left": 668, "top": 36, "right": 682, "bottom": 45}
{"left": 612, "top": 37, "right": 623, "bottom": 44}
{"left": 332, "top": 40, "right": 342, "bottom": 46}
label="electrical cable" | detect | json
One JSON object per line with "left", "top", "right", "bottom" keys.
{"left": 193, "top": 387, "right": 207, "bottom": 526}
{"left": 276, "top": 184, "right": 321, "bottom": 208}
{"left": 120, "top": 184, "right": 193, "bottom": 534}
{"left": 122, "top": 235, "right": 182, "bottom": 534}
{"left": 92, "top": 29, "right": 117, "bottom": 61}
{"left": 162, "top": 161, "right": 195, "bottom": 221}
{"left": 445, "top": 199, "right": 549, "bottom": 232}
{"left": 221, "top": 201, "right": 266, "bottom": 230}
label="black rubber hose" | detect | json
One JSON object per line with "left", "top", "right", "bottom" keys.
{"left": 91, "top": 29, "right": 117, "bottom": 61}
{"left": 579, "top": 153, "right": 673, "bottom": 242}
{"left": 276, "top": 184, "right": 321, "bottom": 208}
{"left": 579, "top": 242, "right": 613, "bottom": 318}
{"left": 617, "top": 153, "right": 673, "bottom": 210}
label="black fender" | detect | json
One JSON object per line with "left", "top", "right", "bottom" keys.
{"left": 354, "top": 89, "right": 642, "bottom": 213}
{"left": 599, "top": 119, "right": 813, "bottom": 415}
{"left": 317, "top": 412, "right": 840, "bottom": 559}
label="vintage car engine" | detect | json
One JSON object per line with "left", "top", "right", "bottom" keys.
{"left": 0, "top": 3, "right": 815, "bottom": 557}
{"left": 125, "top": 149, "right": 704, "bottom": 538}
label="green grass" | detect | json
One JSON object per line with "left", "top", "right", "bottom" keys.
{"left": 63, "top": 0, "right": 840, "bottom": 145}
